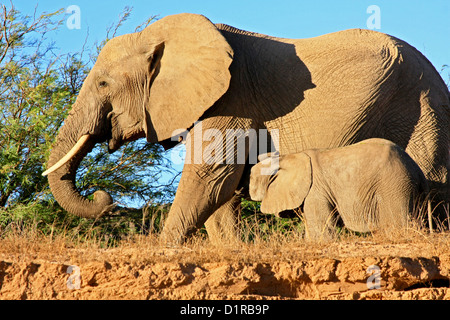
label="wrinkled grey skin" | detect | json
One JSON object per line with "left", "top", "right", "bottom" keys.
{"left": 45, "top": 13, "right": 449, "bottom": 244}
{"left": 250, "top": 139, "right": 431, "bottom": 241}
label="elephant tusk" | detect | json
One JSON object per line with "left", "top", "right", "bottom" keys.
{"left": 42, "top": 135, "right": 91, "bottom": 176}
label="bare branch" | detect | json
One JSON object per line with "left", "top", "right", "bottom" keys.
{"left": 134, "top": 15, "right": 159, "bottom": 32}
{"left": 0, "top": 4, "right": 11, "bottom": 64}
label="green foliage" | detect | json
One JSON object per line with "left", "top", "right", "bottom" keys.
{"left": 77, "top": 141, "right": 177, "bottom": 206}
{"left": 0, "top": 201, "right": 169, "bottom": 247}
{"left": 0, "top": 4, "right": 176, "bottom": 212}
{"left": 0, "top": 5, "right": 69, "bottom": 207}
{"left": 0, "top": 4, "right": 177, "bottom": 244}
{"left": 240, "top": 199, "right": 304, "bottom": 242}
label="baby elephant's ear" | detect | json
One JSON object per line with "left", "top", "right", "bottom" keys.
{"left": 257, "top": 151, "right": 280, "bottom": 162}
{"left": 261, "top": 153, "right": 312, "bottom": 214}
{"left": 249, "top": 155, "right": 280, "bottom": 202}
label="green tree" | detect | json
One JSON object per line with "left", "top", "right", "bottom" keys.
{"left": 0, "top": 5, "right": 66, "bottom": 207}
{"left": 0, "top": 4, "right": 177, "bottom": 212}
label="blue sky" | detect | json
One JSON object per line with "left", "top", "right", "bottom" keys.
{"left": 14, "top": 0, "right": 450, "bottom": 72}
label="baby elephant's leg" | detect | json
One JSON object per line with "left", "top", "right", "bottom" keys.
{"left": 303, "top": 194, "right": 336, "bottom": 242}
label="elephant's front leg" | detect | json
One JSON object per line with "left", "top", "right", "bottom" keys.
{"left": 161, "top": 162, "right": 244, "bottom": 244}
{"left": 160, "top": 118, "right": 251, "bottom": 244}
{"left": 205, "top": 192, "right": 241, "bottom": 245}
{"left": 303, "top": 194, "right": 336, "bottom": 242}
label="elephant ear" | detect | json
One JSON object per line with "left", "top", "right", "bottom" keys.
{"left": 140, "top": 13, "right": 234, "bottom": 143}
{"left": 260, "top": 153, "right": 313, "bottom": 215}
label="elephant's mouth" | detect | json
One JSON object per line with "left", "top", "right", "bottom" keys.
{"left": 108, "top": 126, "right": 146, "bottom": 153}
{"left": 106, "top": 111, "right": 147, "bottom": 153}
{"left": 108, "top": 136, "right": 122, "bottom": 153}
{"left": 106, "top": 111, "right": 121, "bottom": 153}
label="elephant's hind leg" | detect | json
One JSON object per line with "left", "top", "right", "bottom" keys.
{"left": 404, "top": 92, "right": 449, "bottom": 201}
{"left": 403, "top": 94, "right": 449, "bottom": 225}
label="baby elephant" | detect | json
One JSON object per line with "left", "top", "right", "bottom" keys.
{"left": 250, "top": 138, "right": 430, "bottom": 241}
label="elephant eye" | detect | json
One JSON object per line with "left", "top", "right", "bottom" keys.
{"left": 98, "top": 81, "right": 108, "bottom": 88}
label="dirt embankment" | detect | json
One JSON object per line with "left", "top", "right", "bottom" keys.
{"left": 2, "top": 256, "right": 450, "bottom": 300}
{"left": 1, "top": 237, "right": 450, "bottom": 300}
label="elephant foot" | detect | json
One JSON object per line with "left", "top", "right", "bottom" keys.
{"left": 159, "top": 223, "right": 199, "bottom": 246}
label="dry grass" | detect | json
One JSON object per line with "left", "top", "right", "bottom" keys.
{"left": 1, "top": 204, "right": 449, "bottom": 268}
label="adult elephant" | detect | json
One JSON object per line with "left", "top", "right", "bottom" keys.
{"left": 43, "top": 13, "right": 449, "bottom": 243}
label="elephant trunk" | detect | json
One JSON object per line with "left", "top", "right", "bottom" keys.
{"left": 45, "top": 120, "right": 114, "bottom": 218}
